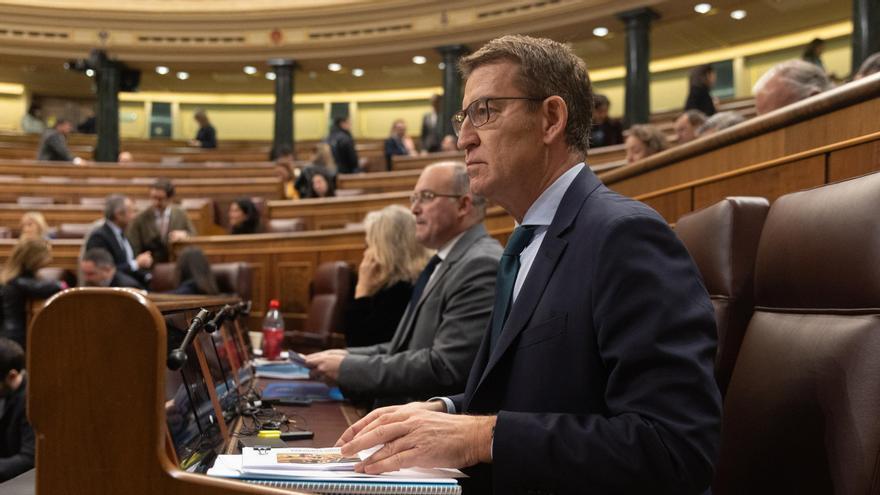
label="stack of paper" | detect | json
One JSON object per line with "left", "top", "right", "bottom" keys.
{"left": 208, "top": 447, "right": 463, "bottom": 494}
{"left": 254, "top": 357, "right": 310, "bottom": 380}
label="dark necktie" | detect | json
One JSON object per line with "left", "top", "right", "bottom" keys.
{"left": 490, "top": 225, "right": 536, "bottom": 350}
{"left": 407, "top": 254, "right": 442, "bottom": 312}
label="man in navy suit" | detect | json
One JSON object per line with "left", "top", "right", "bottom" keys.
{"left": 84, "top": 195, "right": 153, "bottom": 286}
{"left": 336, "top": 35, "right": 721, "bottom": 494}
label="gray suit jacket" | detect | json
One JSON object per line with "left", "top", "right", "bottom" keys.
{"left": 338, "top": 223, "right": 502, "bottom": 407}
{"left": 127, "top": 205, "right": 196, "bottom": 263}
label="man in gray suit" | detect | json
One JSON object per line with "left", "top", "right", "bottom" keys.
{"left": 305, "top": 161, "right": 502, "bottom": 408}
{"left": 36, "top": 119, "right": 83, "bottom": 163}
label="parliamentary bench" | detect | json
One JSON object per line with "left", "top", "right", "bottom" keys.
{"left": 599, "top": 73, "right": 880, "bottom": 203}
{"left": 0, "top": 198, "right": 220, "bottom": 237}
{"left": 0, "top": 159, "right": 278, "bottom": 179}
{"left": 0, "top": 176, "right": 283, "bottom": 205}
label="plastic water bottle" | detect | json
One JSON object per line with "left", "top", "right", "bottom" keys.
{"left": 261, "top": 299, "right": 285, "bottom": 360}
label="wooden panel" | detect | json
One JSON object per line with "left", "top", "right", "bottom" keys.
{"left": 640, "top": 189, "right": 693, "bottom": 223}
{"left": 0, "top": 160, "right": 277, "bottom": 179}
{"left": 337, "top": 169, "right": 422, "bottom": 194}
{"left": 828, "top": 139, "right": 880, "bottom": 182}
{"left": 268, "top": 192, "right": 411, "bottom": 229}
{"left": 693, "top": 156, "right": 826, "bottom": 210}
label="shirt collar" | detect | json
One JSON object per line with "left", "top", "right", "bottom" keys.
{"left": 106, "top": 220, "right": 124, "bottom": 237}
{"left": 520, "top": 162, "right": 586, "bottom": 227}
{"left": 435, "top": 230, "right": 467, "bottom": 261}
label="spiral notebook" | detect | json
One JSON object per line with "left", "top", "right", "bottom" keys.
{"left": 208, "top": 454, "right": 462, "bottom": 494}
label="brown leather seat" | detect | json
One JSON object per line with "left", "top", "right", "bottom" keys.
{"left": 149, "top": 261, "right": 253, "bottom": 301}
{"left": 266, "top": 218, "right": 305, "bottom": 233}
{"left": 714, "top": 172, "right": 880, "bottom": 494}
{"left": 675, "top": 197, "right": 769, "bottom": 396}
{"left": 288, "top": 261, "right": 353, "bottom": 352}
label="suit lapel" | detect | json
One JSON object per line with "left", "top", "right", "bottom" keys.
{"left": 390, "top": 224, "right": 487, "bottom": 353}
{"left": 470, "top": 168, "right": 602, "bottom": 398}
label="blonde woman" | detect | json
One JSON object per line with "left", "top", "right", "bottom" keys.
{"left": 18, "top": 211, "right": 51, "bottom": 241}
{"left": 1, "top": 239, "right": 65, "bottom": 349}
{"left": 344, "top": 204, "right": 431, "bottom": 347}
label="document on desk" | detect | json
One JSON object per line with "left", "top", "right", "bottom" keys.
{"left": 209, "top": 453, "right": 464, "bottom": 494}
{"left": 242, "top": 447, "right": 374, "bottom": 471}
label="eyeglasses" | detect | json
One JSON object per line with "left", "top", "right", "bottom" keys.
{"left": 451, "top": 96, "right": 545, "bottom": 137}
{"left": 410, "top": 190, "right": 462, "bottom": 205}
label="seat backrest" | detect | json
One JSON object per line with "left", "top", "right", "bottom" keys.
{"left": 17, "top": 196, "right": 54, "bottom": 206}
{"left": 211, "top": 262, "right": 253, "bottom": 302}
{"left": 56, "top": 222, "right": 98, "bottom": 239}
{"left": 714, "top": 172, "right": 880, "bottom": 495}
{"left": 0, "top": 226, "right": 10, "bottom": 239}
{"left": 303, "top": 261, "right": 352, "bottom": 337}
{"left": 149, "top": 262, "right": 177, "bottom": 292}
{"left": 267, "top": 218, "right": 305, "bottom": 233}
{"left": 675, "top": 197, "right": 769, "bottom": 395}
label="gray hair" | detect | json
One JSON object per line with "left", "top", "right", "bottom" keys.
{"left": 82, "top": 247, "right": 115, "bottom": 268}
{"left": 680, "top": 109, "right": 708, "bottom": 128}
{"left": 856, "top": 52, "right": 880, "bottom": 79}
{"left": 103, "top": 194, "right": 127, "bottom": 221}
{"left": 697, "top": 111, "right": 746, "bottom": 136}
{"left": 753, "top": 60, "right": 832, "bottom": 100}
{"left": 428, "top": 161, "right": 487, "bottom": 219}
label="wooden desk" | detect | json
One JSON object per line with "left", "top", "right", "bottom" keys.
{"left": 0, "top": 160, "right": 278, "bottom": 179}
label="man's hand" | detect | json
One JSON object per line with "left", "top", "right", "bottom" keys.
{"left": 303, "top": 349, "right": 349, "bottom": 385}
{"left": 168, "top": 230, "right": 190, "bottom": 242}
{"left": 337, "top": 405, "right": 495, "bottom": 474}
{"left": 136, "top": 251, "right": 153, "bottom": 269}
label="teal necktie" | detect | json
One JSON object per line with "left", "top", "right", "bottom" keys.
{"left": 489, "top": 225, "right": 536, "bottom": 350}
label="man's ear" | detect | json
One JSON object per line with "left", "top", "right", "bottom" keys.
{"left": 542, "top": 96, "right": 568, "bottom": 146}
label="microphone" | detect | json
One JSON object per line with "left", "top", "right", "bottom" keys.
{"left": 204, "top": 304, "right": 233, "bottom": 334}
{"left": 229, "top": 300, "right": 252, "bottom": 321}
{"left": 167, "top": 308, "right": 212, "bottom": 371}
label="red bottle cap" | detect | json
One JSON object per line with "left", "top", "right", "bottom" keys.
{"left": 269, "top": 299, "right": 280, "bottom": 309}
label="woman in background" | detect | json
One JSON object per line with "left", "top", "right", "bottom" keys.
{"left": 802, "top": 38, "right": 826, "bottom": 71}
{"left": 169, "top": 247, "right": 219, "bottom": 295}
{"left": 1, "top": 239, "right": 65, "bottom": 349}
{"left": 343, "top": 205, "right": 431, "bottom": 347}
{"left": 684, "top": 64, "right": 717, "bottom": 117}
{"left": 18, "top": 212, "right": 51, "bottom": 241}
{"left": 227, "top": 198, "right": 260, "bottom": 235}
{"left": 625, "top": 124, "right": 669, "bottom": 164}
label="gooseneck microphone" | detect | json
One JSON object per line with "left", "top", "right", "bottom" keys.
{"left": 204, "top": 304, "right": 233, "bottom": 333}
{"left": 167, "top": 308, "right": 212, "bottom": 370}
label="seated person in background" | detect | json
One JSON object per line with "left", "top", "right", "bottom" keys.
{"left": 127, "top": 178, "right": 196, "bottom": 263}
{"left": 305, "top": 162, "right": 502, "bottom": 408}
{"left": 697, "top": 111, "right": 746, "bottom": 137}
{"left": 440, "top": 134, "right": 458, "bottom": 152}
{"left": 227, "top": 197, "right": 260, "bottom": 235}
{"left": 79, "top": 248, "right": 143, "bottom": 289}
{"left": 77, "top": 109, "right": 96, "bottom": 134}
{"left": 189, "top": 109, "right": 217, "bottom": 148}
{"left": 309, "top": 173, "right": 335, "bottom": 199}
{"left": 344, "top": 204, "right": 432, "bottom": 347}
{"left": 685, "top": 64, "right": 717, "bottom": 116}
{"left": 273, "top": 146, "right": 299, "bottom": 199}
{"left": 384, "top": 119, "right": 417, "bottom": 170}
{"left": 589, "top": 94, "right": 624, "bottom": 148}
{"left": 855, "top": 52, "right": 880, "bottom": 80}
{"left": 328, "top": 116, "right": 360, "bottom": 174}
{"left": 36, "top": 119, "right": 83, "bottom": 164}
{"left": 117, "top": 151, "right": 134, "bottom": 163}
{"left": 296, "top": 145, "right": 337, "bottom": 198}
{"left": 754, "top": 59, "right": 832, "bottom": 115}
{"left": 0, "top": 338, "right": 34, "bottom": 482}
{"left": 1, "top": 239, "right": 65, "bottom": 349}
{"left": 18, "top": 211, "right": 51, "bottom": 241}
{"left": 625, "top": 124, "right": 669, "bottom": 164}
{"left": 168, "top": 247, "right": 219, "bottom": 296}
{"left": 85, "top": 195, "right": 153, "bottom": 286}
{"left": 674, "top": 109, "right": 707, "bottom": 144}
{"left": 20, "top": 103, "right": 46, "bottom": 134}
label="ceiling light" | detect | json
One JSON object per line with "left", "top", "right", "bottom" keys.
{"left": 176, "top": 71, "right": 189, "bottom": 80}
{"left": 243, "top": 66, "right": 258, "bottom": 75}
{"left": 155, "top": 66, "right": 170, "bottom": 75}
{"left": 412, "top": 55, "right": 427, "bottom": 65}
{"left": 694, "top": 3, "right": 712, "bottom": 14}
{"left": 438, "top": 62, "right": 446, "bottom": 70}
{"left": 265, "top": 72, "right": 276, "bottom": 81}
{"left": 730, "top": 9, "right": 747, "bottom": 20}
{"left": 592, "top": 26, "right": 609, "bottom": 37}
{"left": 85, "top": 69, "right": 95, "bottom": 77}
{"left": 352, "top": 68, "right": 364, "bottom": 77}
{"left": 327, "top": 63, "right": 342, "bottom": 72}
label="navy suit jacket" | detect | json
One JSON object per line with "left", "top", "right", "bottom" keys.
{"left": 85, "top": 223, "right": 149, "bottom": 286}
{"left": 450, "top": 167, "right": 721, "bottom": 494}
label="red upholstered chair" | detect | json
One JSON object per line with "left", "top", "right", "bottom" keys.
{"left": 287, "top": 261, "right": 353, "bottom": 352}
{"left": 675, "top": 197, "right": 769, "bottom": 396}
{"left": 149, "top": 261, "right": 253, "bottom": 302}
{"left": 714, "top": 172, "right": 880, "bottom": 494}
